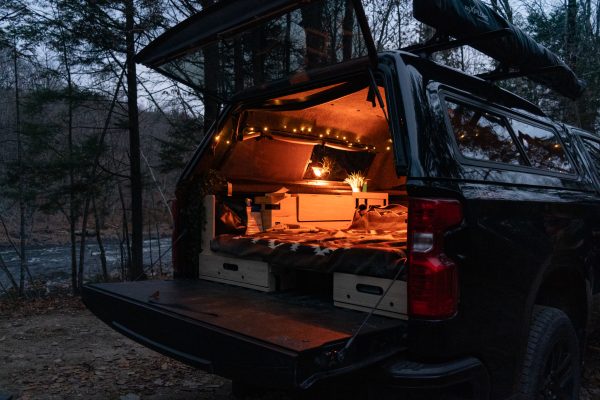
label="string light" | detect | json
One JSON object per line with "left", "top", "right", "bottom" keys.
{"left": 241, "top": 123, "right": 380, "bottom": 152}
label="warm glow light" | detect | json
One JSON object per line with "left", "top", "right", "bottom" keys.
{"left": 263, "top": 127, "right": 269, "bottom": 132}
{"left": 293, "top": 128, "right": 298, "bottom": 133}
{"left": 326, "top": 129, "right": 331, "bottom": 135}
{"left": 312, "top": 167, "right": 324, "bottom": 178}
{"left": 307, "top": 180, "right": 329, "bottom": 187}
{"left": 249, "top": 127, "right": 255, "bottom": 131}
{"left": 386, "top": 146, "right": 391, "bottom": 151}
{"left": 319, "top": 134, "right": 324, "bottom": 138}
{"left": 308, "top": 128, "right": 312, "bottom": 132}
{"left": 301, "top": 127, "right": 305, "bottom": 132}
{"left": 226, "top": 140, "right": 231, "bottom": 144}
{"left": 343, "top": 136, "right": 347, "bottom": 140}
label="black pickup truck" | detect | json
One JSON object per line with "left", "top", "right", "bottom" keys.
{"left": 82, "top": 0, "right": 600, "bottom": 399}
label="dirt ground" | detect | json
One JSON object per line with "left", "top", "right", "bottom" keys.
{"left": 0, "top": 295, "right": 599, "bottom": 400}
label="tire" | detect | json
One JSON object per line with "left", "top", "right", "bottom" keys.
{"left": 519, "top": 305, "right": 581, "bottom": 399}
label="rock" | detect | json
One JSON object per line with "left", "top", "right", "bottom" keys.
{"left": 119, "top": 394, "right": 140, "bottom": 400}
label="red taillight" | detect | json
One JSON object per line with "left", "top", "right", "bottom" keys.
{"left": 171, "top": 199, "right": 182, "bottom": 276}
{"left": 408, "top": 198, "right": 463, "bottom": 319}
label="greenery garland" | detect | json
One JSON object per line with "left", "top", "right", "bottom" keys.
{"left": 177, "top": 169, "right": 227, "bottom": 275}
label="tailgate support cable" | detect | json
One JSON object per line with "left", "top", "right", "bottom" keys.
{"left": 335, "top": 259, "right": 407, "bottom": 363}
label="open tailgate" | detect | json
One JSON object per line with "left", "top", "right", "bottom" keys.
{"left": 83, "top": 280, "right": 406, "bottom": 389}
{"left": 136, "top": 0, "right": 377, "bottom": 102}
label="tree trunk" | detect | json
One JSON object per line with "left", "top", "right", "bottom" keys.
{"left": 200, "top": 0, "right": 219, "bottom": 133}
{"left": 77, "top": 198, "right": 91, "bottom": 290}
{"left": 301, "top": 3, "right": 326, "bottom": 69}
{"left": 147, "top": 215, "right": 154, "bottom": 275}
{"left": 69, "top": 218, "right": 78, "bottom": 294}
{"left": 233, "top": 38, "right": 244, "bottom": 93}
{"left": 61, "top": 36, "right": 80, "bottom": 295}
{"left": 13, "top": 41, "right": 28, "bottom": 297}
{"left": 342, "top": 0, "right": 354, "bottom": 61}
{"left": 0, "top": 254, "right": 18, "bottom": 290}
{"left": 125, "top": 0, "right": 144, "bottom": 281}
{"left": 155, "top": 222, "right": 163, "bottom": 276}
{"left": 285, "top": 13, "right": 292, "bottom": 73}
{"left": 93, "top": 196, "right": 108, "bottom": 281}
{"left": 566, "top": 0, "right": 578, "bottom": 64}
{"left": 118, "top": 183, "right": 132, "bottom": 278}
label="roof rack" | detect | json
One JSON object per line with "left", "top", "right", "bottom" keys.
{"left": 402, "top": 30, "right": 566, "bottom": 85}
{"left": 402, "top": 29, "right": 511, "bottom": 58}
{"left": 477, "top": 65, "right": 567, "bottom": 82}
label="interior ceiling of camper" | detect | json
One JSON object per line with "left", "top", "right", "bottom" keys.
{"left": 245, "top": 86, "right": 389, "bottom": 142}
{"left": 217, "top": 83, "right": 404, "bottom": 190}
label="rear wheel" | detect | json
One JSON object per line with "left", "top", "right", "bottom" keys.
{"left": 519, "top": 306, "right": 581, "bottom": 399}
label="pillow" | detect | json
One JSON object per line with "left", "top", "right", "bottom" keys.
{"left": 349, "top": 204, "right": 408, "bottom": 231}
{"left": 216, "top": 201, "right": 247, "bottom": 235}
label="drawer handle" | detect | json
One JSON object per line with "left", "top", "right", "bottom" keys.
{"left": 356, "top": 284, "right": 384, "bottom": 296}
{"left": 222, "top": 263, "right": 239, "bottom": 272}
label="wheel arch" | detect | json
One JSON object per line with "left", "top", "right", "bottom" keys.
{"left": 529, "top": 263, "right": 592, "bottom": 344}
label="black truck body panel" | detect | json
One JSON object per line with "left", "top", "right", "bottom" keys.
{"left": 83, "top": 52, "right": 600, "bottom": 399}
{"left": 84, "top": 1, "right": 600, "bottom": 396}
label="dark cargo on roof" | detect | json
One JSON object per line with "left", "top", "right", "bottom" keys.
{"left": 413, "top": 0, "right": 586, "bottom": 99}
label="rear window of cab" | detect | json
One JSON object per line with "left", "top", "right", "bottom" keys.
{"left": 444, "top": 97, "right": 575, "bottom": 175}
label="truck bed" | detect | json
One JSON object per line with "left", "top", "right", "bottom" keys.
{"left": 83, "top": 279, "right": 407, "bottom": 389}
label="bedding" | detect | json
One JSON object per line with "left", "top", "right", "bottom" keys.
{"left": 210, "top": 204, "right": 408, "bottom": 279}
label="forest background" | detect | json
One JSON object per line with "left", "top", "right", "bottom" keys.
{"left": 0, "top": 0, "right": 598, "bottom": 296}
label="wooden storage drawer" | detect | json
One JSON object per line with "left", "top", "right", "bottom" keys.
{"left": 352, "top": 192, "right": 389, "bottom": 208}
{"left": 333, "top": 273, "right": 407, "bottom": 319}
{"left": 199, "top": 253, "right": 275, "bottom": 292}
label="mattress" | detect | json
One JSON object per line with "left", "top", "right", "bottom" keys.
{"left": 210, "top": 205, "right": 408, "bottom": 279}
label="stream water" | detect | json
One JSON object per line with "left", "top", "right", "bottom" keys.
{"left": 0, "top": 238, "right": 172, "bottom": 289}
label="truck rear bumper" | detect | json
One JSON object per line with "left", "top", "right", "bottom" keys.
{"left": 370, "top": 356, "right": 490, "bottom": 399}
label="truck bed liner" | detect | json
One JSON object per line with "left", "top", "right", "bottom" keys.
{"left": 83, "top": 279, "right": 407, "bottom": 389}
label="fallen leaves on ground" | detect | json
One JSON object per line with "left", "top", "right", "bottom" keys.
{"left": 1, "top": 293, "right": 599, "bottom": 399}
